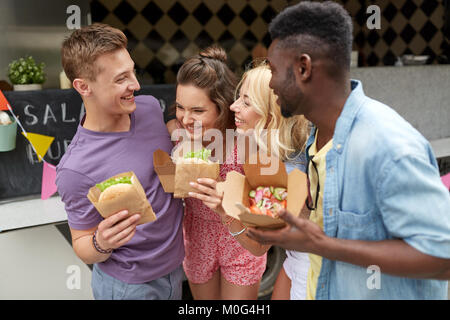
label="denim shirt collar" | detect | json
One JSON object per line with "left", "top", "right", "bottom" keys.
{"left": 305, "top": 79, "right": 366, "bottom": 155}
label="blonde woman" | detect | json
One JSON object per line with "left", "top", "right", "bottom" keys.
{"left": 189, "top": 62, "right": 310, "bottom": 299}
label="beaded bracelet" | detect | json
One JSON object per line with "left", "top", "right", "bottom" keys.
{"left": 92, "top": 230, "right": 113, "bottom": 254}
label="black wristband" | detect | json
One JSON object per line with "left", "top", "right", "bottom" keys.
{"left": 92, "top": 230, "right": 113, "bottom": 254}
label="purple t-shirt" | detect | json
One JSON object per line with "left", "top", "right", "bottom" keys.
{"left": 56, "top": 95, "right": 184, "bottom": 284}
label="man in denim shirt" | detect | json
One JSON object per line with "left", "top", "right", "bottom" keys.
{"left": 248, "top": 2, "right": 450, "bottom": 299}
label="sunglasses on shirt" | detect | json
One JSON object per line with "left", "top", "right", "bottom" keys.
{"left": 305, "top": 144, "right": 320, "bottom": 211}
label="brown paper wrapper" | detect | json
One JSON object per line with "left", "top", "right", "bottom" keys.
{"left": 87, "top": 171, "right": 157, "bottom": 225}
{"left": 153, "top": 149, "right": 176, "bottom": 193}
{"left": 153, "top": 148, "right": 220, "bottom": 198}
{"left": 218, "top": 153, "right": 308, "bottom": 229}
{"left": 174, "top": 162, "right": 220, "bottom": 198}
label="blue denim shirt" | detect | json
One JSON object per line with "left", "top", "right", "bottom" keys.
{"left": 284, "top": 151, "right": 307, "bottom": 174}
{"left": 307, "top": 80, "right": 450, "bottom": 300}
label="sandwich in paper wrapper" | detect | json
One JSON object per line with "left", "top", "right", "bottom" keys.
{"left": 217, "top": 154, "right": 308, "bottom": 229}
{"left": 87, "top": 171, "right": 157, "bottom": 225}
{"left": 153, "top": 143, "right": 220, "bottom": 198}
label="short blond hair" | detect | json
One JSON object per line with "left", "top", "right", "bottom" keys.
{"left": 237, "top": 61, "right": 309, "bottom": 161}
{"left": 61, "top": 23, "right": 128, "bottom": 82}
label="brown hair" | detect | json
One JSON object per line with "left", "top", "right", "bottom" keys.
{"left": 61, "top": 23, "right": 128, "bottom": 82}
{"left": 176, "top": 46, "right": 238, "bottom": 132}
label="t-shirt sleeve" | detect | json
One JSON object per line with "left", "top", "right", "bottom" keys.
{"left": 56, "top": 168, "right": 103, "bottom": 230}
{"left": 136, "top": 95, "right": 164, "bottom": 118}
{"left": 377, "top": 154, "right": 450, "bottom": 259}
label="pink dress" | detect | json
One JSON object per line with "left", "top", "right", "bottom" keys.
{"left": 183, "top": 145, "right": 267, "bottom": 285}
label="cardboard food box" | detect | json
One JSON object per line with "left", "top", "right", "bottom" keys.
{"left": 153, "top": 145, "right": 220, "bottom": 198}
{"left": 87, "top": 171, "right": 157, "bottom": 225}
{"left": 217, "top": 156, "right": 308, "bottom": 229}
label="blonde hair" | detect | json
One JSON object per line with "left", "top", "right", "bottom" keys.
{"left": 237, "top": 61, "right": 309, "bottom": 161}
{"left": 61, "top": 23, "right": 128, "bottom": 82}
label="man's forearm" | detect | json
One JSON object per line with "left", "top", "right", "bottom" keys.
{"left": 73, "top": 234, "right": 111, "bottom": 265}
{"left": 318, "top": 237, "right": 450, "bottom": 280}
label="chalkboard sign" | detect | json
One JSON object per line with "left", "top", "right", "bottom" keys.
{"left": 0, "top": 85, "right": 176, "bottom": 200}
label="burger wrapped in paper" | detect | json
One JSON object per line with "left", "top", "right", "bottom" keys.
{"left": 176, "top": 148, "right": 214, "bottom": 164}
{"left": 173, "top": 147, "right": 220, "bottom": 198}
{"left": 153, "top": 145, "right": 220, "bottom": 198}
{"left": 87, "top": 172, "right": 157, "bottom": 225}
{"left": 96, "top": 176, "right": 133, "bottom": 202}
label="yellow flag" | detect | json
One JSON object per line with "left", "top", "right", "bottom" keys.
{"left": 21, "top": 132, "right": 55, "bottom": 162}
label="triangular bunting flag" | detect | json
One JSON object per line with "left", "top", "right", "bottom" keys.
{"left": 21, "top": 132, "right": 55, "bottom": 162}
{"left": 442, "top": 173, "right": 450, "bottom": 190}
{"left": 0, "top": 90, "right": 10, "bottom": 111}
{"left": 42, "top": 162, "right": 58, "bottom": 200}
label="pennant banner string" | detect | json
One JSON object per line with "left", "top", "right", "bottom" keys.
{"left": 0, "top": 90, "right": 10, "bottom": 111}
{"left": 1, "top": 92, "right": 49, "bottom": 160}
{"left": 7, "top": 102, "right": 53, "bottom": 165}
{"left": 21, "top": 132, "right": 55, "bottom": 162}
{"left": 6, "top": 103, "right": 27, "bottom": 135}
{"left": 2, "top": 90, "right": 57, "bottom": 200}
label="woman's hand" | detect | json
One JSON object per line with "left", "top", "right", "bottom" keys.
{"left": 189, "top": 177, "right": 271, "bottom": 257}
{"left": 188, "top": 178, "right": 227, "bottom": 220}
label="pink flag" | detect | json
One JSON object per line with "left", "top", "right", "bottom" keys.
{"left": 42, "top": 162, "right": 57, "bottom": 200}
{"left": 442, "top": 173, "right": 450, "bottom": 191}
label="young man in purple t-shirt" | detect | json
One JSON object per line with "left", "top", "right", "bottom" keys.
{"left": 56, "top": 23, "right": 184, "bottom": 299}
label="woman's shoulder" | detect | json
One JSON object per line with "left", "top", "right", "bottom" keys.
{"left": 166, "top": 118, "right": 180, "bottom": 136}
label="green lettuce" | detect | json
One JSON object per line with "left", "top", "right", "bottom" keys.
{"left": 183, "top": 148, "right": 212, "bottom": 161}
{"left": 96, "top": 176, "right": 132, "bottom": 192}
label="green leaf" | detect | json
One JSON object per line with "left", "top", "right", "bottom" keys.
{"left": 183, "top": 148, "right": 212, "bottom": 161}
{"left": 96, "top": 176, "right": 132, "bottom": 192}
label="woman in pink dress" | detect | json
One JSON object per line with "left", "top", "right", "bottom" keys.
{"left": 166, "top": 46, "right": 269, "bottom": 300}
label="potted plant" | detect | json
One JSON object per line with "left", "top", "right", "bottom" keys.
{"left": 8, "top": 56, "right": 46, "bottom": 91}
